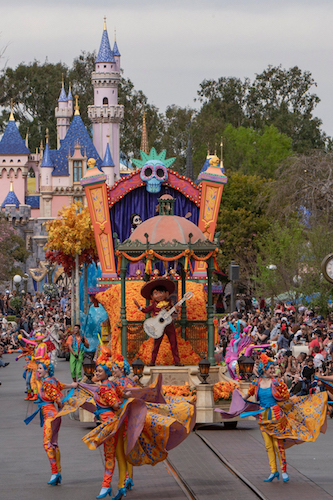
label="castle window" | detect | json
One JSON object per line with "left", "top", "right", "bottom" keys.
{"left": 73, "top": 160, "right": 83, "bottom": 182}
{"left": 18, "top": 159, "right": 21, "bottom": 163}
{"left": 103, "top": 97, "right": 108, "bottom": 105}
{"left": 10, "top": 159, "right": 13, "bottom": 163}
{"left": 104, "top": 65, "right": 106, "bottom": 68}
{"left": 2, "top": 159, "right": 5, "bottom": 163}
{"left": 74, "top": 196, "right": 83, "bottom": 204}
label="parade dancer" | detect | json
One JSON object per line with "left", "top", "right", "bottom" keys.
{"left": 134, "top": 278, "right": 183, "bottom": 366}
{"left": 66, "top": 324, "right": 89, "bottom": 382}
{"left": 111, "top": 353, "right": 138, "bottom": 498}
{"left": 87, "top": 356, "right": 125, "bottom": 499}
{"left": 218, "top": 353, "right": 328, "bottom": 483}
{"left": 24, "top": 356, "right": 76, "bottom": 485}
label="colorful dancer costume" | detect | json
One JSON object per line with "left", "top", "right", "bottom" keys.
{"left": 111, "top": 353, "right": 138, "bottom": 499}
{"left": 24, "top": 357, "right": 76, "bottom": 485}
{"left": 134, "top": 278, "right": 183, "bottom": 366}
{"left": 66, "top": 325, "right": 89, "bottom": 381}
{"left": 217, "top": 353, "right": 327, "bottom": 482}
{"left": 20, "top": 332, "right": 48, "bottom": 401}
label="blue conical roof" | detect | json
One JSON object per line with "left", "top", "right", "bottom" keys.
{"left": 2, "top": 187, "right": 20, "bottom": 208}
{"left": 101, "top": 143, "right": 115, "bottom": 167}
{"left": 113, "top": 40, "right": 120, "bottom": 57}
{"left": 58, "top": 86, "right": 68, "bottom": 102}
{"left": 96, "top": 28, "right": 115, "bottom": 63}
{"left": 40, "top": 142, "right": 54, "bottom": 168}
{"left": 51, "top": 114, "right": 102, "bottom": 176}
{"left": 0, "top": 120, "right": 30, "bottom": 155}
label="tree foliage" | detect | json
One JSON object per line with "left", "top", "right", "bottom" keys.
{"left": 217, "top": 172, "right": 271, "bottom": 291}
{"left": 196, "top": 65, "right": 326, "bottom": 155}
{"left": 118, "top": 76, "right": 163, "bottom": 165}
{"left": 222, "top": 124, "right": 293, "bottom": 178}
{"left": 46, "top": 202, "right": 98, "bottom": 276}
{"left": 0, "top": 216, "right": 30, "bottom": 282}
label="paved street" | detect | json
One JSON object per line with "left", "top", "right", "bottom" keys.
{"left": 1, "top": 353, "right": 333, "bottom": 500}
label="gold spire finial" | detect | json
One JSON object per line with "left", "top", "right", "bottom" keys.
{"left": 10, "top": 176, "right": 14, "bottom": 191}
{"left": 25, "top": 127, "right": 29, "bottom": 148}
{"left": 140, "top": 108, "right": 149, "bottom": 154}
{"left": 9, "top": 98, "right": 14, "bottom": 121}
{"left": 114, "top": 28, "right": 116, "bottom": 42}
{"left": 74, "top": 95, "right": 80, "bottom": 115}
{"left": 45, "top": 128, "right": 49, "bottom": 144}
{"left": 104, "top": 16, "right": 107, "bottom": 30}
{"left": 62, "top": 73, "right": 64, "bottom": 87}
{"left": 220, "top": 137, "right": 224, "bottom": 170}
{"left": 69, "top": 81, "right": 71, "bottom": 92}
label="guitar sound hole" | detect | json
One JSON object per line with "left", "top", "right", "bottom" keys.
{"left": 159, "top": 318, "right": 164, "bottom": 323}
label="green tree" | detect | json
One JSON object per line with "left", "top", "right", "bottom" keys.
{"left": 161, "top": 105, "right": 196, "bottom": 173}
{"left": 222, "top": 124, "right": 293, "bottom": 178}
{"left": 217, "top": 172, "right": 271, "bottom": 291}
{"left": 0, "top": 216, "right": 30, "bottom": 282}
{"left": 0, "top": 60, "right": 68, "bottom": 151}
{"left": 247, "top": 65, "right": 326, "bottom": 152}
{"left": 267, "top": 150, "right": 333, "bottom": 224}
{"left": 298, "top": 220, "right": 333, "bottom": 316}
{"left": 118, "top": 76, "right": 163, "bottom": 165}
{"left": 69, "top": 51, "right": 96, "bottom": 132}
{"left": 254, "top": 219, "right": 305, "bottom": 301}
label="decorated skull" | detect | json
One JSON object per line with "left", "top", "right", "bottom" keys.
{"left": 140, "top": 160, "right": 168, "bottom": 193}
{"left": 130, "top": 213, "right": 142, "bottom": 233}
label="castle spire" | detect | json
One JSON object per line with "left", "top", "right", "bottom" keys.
{"left": 140, "top": 109, "right": 149, "bottom": 154}
{"left": 9, "top": 98, "right": 14, "bottom": 121}
{"left": 25, "top": 127, "right": 29, "bottom": 148}
{"left": 68, "top": 82, "right": 73, "bottom": 101}
{"left": 10, "top": 176, "right": 14, "bottom": 191}
{"left": 74, "top": 95, "right": 80, "bottom": 115}
{"left": 58, "top": 75, "right": 67, "bottom": 102}
{"left": 96, "top": 18, "right": 115, "bottom": 63}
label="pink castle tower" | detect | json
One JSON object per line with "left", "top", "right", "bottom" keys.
{"left": 88, "top": 18, "right": 124, "bottom": 185}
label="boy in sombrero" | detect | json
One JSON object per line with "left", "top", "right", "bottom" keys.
{"left": 134, "top": 278, "right": 183, "bottom": 366}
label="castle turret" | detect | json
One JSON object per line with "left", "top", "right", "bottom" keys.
{"left": 101, "top": 141, "right": 115, "bottom": 186}
{"left": 88, "top": 18, "right": 124, "bottom": 182}
{"left": 40, "top": 129, "right": 54, "bottom": 217}
{"left": 113, "top": 31, "right": 121, "bottom": 72}
{"left": 55, "top": 76, "right": 73, "bottom": 148}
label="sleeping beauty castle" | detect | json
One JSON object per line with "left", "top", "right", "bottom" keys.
{"left": 0, "top": 19, "right": 227, "bottom": 295}
{"left": 0, "top": 20, "right": 125, "bottom": 282}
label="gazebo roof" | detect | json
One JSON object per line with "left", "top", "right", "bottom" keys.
{"left": 117, "top": 214, "right": 216, "bottom": 256}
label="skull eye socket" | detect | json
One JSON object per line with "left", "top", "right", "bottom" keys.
{"left": 143, "top": 167, "right": 153, "bottom": 178}
{"left": 156, "top": 167, "right": 165, "bottom": 179}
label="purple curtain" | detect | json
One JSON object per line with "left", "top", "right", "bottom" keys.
{"left": 110, "top": 185, "right": 199, "bottom": 242}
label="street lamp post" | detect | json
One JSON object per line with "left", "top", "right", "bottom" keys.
{"left": 13, "top": 274, "right": 22, "bottom": 294}
{"left": 22, "top": 273, "right": 29, "bottom": 293}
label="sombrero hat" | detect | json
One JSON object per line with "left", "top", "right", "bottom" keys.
{"left": 140, "top": 277, "right": 176, "bottom": 300}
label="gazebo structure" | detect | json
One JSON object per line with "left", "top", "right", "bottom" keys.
{"left": 115, "top": 196, "right": 219, "bottom": 364}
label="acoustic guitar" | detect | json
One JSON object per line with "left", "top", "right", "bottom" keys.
{"left": 143, "top": 291, "right": 193, "bottom": 339}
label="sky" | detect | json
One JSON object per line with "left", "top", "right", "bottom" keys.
{"left": 2, "top": 0, "right": 333, "bottom": 136}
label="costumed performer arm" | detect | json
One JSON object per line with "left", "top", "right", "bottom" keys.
{"left": 99, "top": 386, "right": 121, "bottom": 410}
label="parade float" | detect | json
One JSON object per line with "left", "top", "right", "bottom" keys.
{"left": 80, "top": 149, "right": 248, "bottom": 423}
